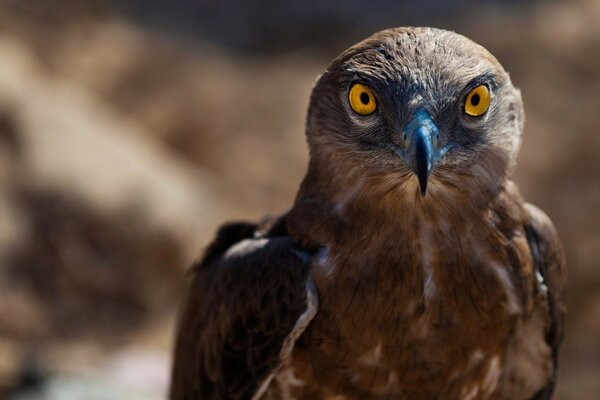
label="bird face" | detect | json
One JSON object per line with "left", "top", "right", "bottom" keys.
{"left": 306, "top": 28, "right": 524, "bottom": 203}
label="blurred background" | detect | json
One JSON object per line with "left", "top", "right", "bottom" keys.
{"left": 0, "top": 0, "right": 598, "bottom": 399}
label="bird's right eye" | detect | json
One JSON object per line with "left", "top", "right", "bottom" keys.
{"left": 349, "top": 83, "right": 377, "bottom": 115}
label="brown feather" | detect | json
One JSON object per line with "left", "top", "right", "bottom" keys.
{"left": 170, "top": 220, "right": 315, "bottom": 400}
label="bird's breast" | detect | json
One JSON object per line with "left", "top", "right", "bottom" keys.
{"left": 287, "top": 224, "right": 530, "bottom": 399}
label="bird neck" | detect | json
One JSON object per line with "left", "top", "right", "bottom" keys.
{"left": 287, "top": 158, "right": 506, "bottom": 252}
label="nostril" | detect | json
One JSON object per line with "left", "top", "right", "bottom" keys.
{"left": 403, "top": 132, "right": 408, "bottom": 141}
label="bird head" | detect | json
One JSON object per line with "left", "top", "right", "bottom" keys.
{"left": 304, "top": 27, "right": 524, "bottom": 211}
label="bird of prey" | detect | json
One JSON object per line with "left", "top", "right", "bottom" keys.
{"left": 170, "top": 27, "right": 566, "bottom": 400}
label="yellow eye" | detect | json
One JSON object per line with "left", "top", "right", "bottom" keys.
{"left": 349, "top": 83, "right": 377, "bottom": 115}
{"left": 464, "top": 85, "right": 491, "bottom": 116}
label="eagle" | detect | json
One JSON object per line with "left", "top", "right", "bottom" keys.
{"left": 170, "top": 27, "right": 566, "bottom": 400}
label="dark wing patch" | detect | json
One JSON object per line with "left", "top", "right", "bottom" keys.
{"left": 524, "top": 204, "right": 567, "bottom": 400}
{"left": 200, "top": 222, "right": 258, "bottom": 266}
{"left": 170, "top": 230, "right": 314, "bottom": 400}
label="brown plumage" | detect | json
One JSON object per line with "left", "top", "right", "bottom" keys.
{"left": 170, "top": 27, "right": 566, "bottom": 400}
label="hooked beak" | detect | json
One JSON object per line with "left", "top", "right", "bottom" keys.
{"left": 402, "top": 109, "right": 440, "bottom": 196}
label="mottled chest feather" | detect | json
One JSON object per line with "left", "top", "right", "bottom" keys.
{"left": 278, "top": 186, "right": 551, "bottom": 400}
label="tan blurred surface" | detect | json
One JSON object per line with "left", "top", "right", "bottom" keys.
{"left": 0, "top": 1, "right": 598, "bottom": 399}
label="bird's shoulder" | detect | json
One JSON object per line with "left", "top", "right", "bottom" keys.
{"left": 523, "top": 203, "right": 567, "bottom": 315}
{"left": 523, "top": 203, "right": 567, "bottom": 400}
{"left": 493, "top": 183, "right": 566, "bottom": 400}
{"left": 494, "top": 182, "right": 566, "bottom": 321}
{"left": 170, "top": 215, "right": 318, "bottom": 400}
{"left": 494, "top": 181, "right": 566, "bottom": 337}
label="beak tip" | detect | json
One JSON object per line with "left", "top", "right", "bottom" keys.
{"left": 418, "top": 175, "right": 428, "bottom": 197}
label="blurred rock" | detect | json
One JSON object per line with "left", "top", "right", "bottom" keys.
{"left": 0, "top": 37, "right": 228, "bottom": 254}
{"left": 6, "top": 189, "right": 182, "bottom": 341}
{"left": 0, "top": 20, "right": 231, "bottom": 396}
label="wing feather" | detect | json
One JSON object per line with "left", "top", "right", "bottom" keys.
{"left": 170, "top": 221, "right": 317, "bottom": 400}
{"left": 524, "top": 204, "right": 567, "bottom": 400}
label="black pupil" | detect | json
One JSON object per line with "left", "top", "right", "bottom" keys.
{"left": 471, "top": 93, "right": 480, "bottom": 106}
{"left": 360, "top": 92, "right": 370, "bottom": 105}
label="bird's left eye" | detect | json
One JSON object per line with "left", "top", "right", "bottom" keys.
{"left": 349, "top": 83, "right": 377, "bottom": 115}
{"left": 464, "top": 85, "right": 491, "bottom": 116}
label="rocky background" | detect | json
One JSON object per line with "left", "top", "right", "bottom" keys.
{"left": 0, "top": 0, "right": 598, "bottom": 399}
